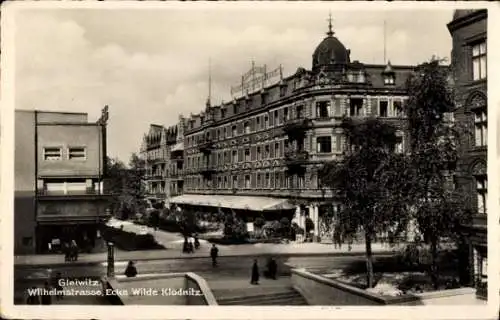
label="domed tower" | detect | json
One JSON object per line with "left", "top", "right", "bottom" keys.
{"left": 312, "top": 14, "right": 351, "bottom": 73}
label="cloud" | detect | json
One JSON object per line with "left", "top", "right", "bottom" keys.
{"left": 14, "top": 8, "right": 452, "bottom": 162}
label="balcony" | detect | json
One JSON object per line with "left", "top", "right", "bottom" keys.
{"left": 284, "top": 149, "right": 309, "bottom": 165}
{"left": 198, "top": 138, "right": 214, "bottom": 154}
{"left": 37, "top": 189, "right": 112, "bottom": 201}
{"left": 283, "top": 117, "right": 312, "bottom": 139}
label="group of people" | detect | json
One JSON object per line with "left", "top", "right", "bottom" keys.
{"left": 182, "top": 235, "right": 201, "bottom": 254}
{"left": 251, "top": 257, "right": 279, "bottom": 285}
{"left": 63, "top": 240, "right": 79, "bottom": 262}
{"left": 26, "top": 272, "right": 64, "bottom": 305}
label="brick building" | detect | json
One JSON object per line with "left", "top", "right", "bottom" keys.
{"left": 140, "top": 116, "right": 186, "bottom": 206}
{"left": 447, "top": 9, "right": 487, "bottom": 297}
{"left": 170, "top": 18, "right": 415, "bottom": 241}
{"left": 14, "top": 107, "right": 110, "bottom": 254}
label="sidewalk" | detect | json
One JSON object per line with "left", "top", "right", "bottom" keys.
{"left": 15, "top": 242, "right": 400, "bottom": 267}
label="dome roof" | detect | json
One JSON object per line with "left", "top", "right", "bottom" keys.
{"left": 312, "top": 15, "right": 350, "bottom": 69}
{"left": 313, "top": 36, "right": 350, "bottom": 68}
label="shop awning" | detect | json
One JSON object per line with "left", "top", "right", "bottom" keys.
{"left": 169, "top": 194, "right": 295, "bottom": 212}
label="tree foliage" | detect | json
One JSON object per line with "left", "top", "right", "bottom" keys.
{"left": 404, "top": 58, "right": 473, "bottom": 289}
{"left": 104, "top": 153, "right": 147, "bottom": 220}
{"left": 320, "top": 118, "right": 412, "bottom": 288}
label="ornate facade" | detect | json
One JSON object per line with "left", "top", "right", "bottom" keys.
{"left": 447, "top": 9, "right": 487, "bottom": 298}
{"left": 171, "top": 19, "right": 415, "bottom": 242}
{"left": 140, "top": 116, "right": 186, "bottom": 205}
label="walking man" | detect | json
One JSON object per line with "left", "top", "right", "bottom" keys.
{"left": 210, "top": 244, "right": 219, "bottom": 267}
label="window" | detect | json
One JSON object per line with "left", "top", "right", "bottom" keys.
{"left": 221, "top": 109, "right": 226, "bottom": 119}
{"left": 244, "top": 121, "right": 250, "bottom": 134}
{"left": 264, "top": 115, "right": 269, "bottom": 129}
{"left": 224, "top": 176, "right": 228, "bottom": 189}
{"left": 256, "top": 117, "right": 261, "bottom": 129}
{"left": 316, "top": 101, "right": 330, "bottom": 118}
{"left": 384, "top": 74, "right": 395, "bottom": 85}
{"left": 224, "top": 127, "right": 227, "bottom": 138}
{"left": 43, "top": 147, "right": 62, "bottom": 161}
{"left": 280, "top": 85, "right": 286, "bottom": 97}
{"left": 261, "top": 94, "right": 267, "bottom": 106}
{"left": 393, "top": 100, "right": 403, "bottom": 117}
{"left": 257, "top": 146, "right": 261, "bottom": 160}
{"left": 217, "top": 177, "right": 222, "bottom": 189}
{"left": 244, "top": 148, "right": 251, "bottom": 162}
{"left": 474, "top": 110, "right": 487, "bottom": 147}
{"left": 379, "top": 101, "right": 388, "bottom": 117}
{"left": 257, "top": 174, "right": 262, "bottom": 188}
{"left": 232, "top": 175, "right": 238, "bottom": 188}
{"left": 217, "top": 153, "right": 222, "bottom": 165}
{"left": 349, "top": 98, "right": 363, "bottom": 116}
{"left": 283, "top": 107, "right": 289, "bottom": 121}
{"left": 472, "top": 41, "right": 487, "bottom": 81}
{"left": 395, "top": 132, "right": 404, "bottom": 154}
{"left": 275, "top": 142, "right": 280, "bottom": 158}
{"left": 476, "top": 175, "right": 487, "bottom": 215}
{"left": 245, "top": 175, "right": 251, "bottom": 189}
{"left": 231, "top": 125, "right": 237, "bottom": 137}
{"left": 274, "top": 110, "right": 279, "bottom": 125}
{"left": 264, "top": 145, "right": 270, "bottom": 159}
{"left": 69, "top": 147, "right": 86, "bottom": 160}
{"left": 317, "top": 136, "right": 332, "bottom": 153}
{"left": 233, "top": 105, "right": 238, "bottom": 114}
{"left": 296, "top": 105, "right": 304, "bottom": 119}
{"left": 232, "top": 150, "right": 238, "bottom": 163}
{"left": 265, "top": 173, "right": 270, "bottom": 188}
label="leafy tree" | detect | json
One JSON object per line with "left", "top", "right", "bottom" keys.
{"left": 104, "top": 157, "right": 127, "bottom": 218}
{"left": 404, "top": 59, "right": 473, "bottom": 289}
{"left": 320, "top": 118, "right": 413, "bottom": 288}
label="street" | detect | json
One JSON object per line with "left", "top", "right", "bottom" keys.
{"left": 14, "top": 253, "right": 390, "bottom": 304}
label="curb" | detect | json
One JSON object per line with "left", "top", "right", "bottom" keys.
{"left": 14, "top": 250, "right": 396, "bottom": 269}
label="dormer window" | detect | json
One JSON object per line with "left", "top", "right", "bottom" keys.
{"left": 232, "top": 104, "right": 238, "bottom": 114}
{"left": 384, "top": 74, "right": 395, "bottom": 85}
{"left": 221, "top": 108, "right": 226, "bottom": 119}
{"left": 200, "top": 116, "right": 205, "bottom": 125}
{"left": 280, "top": 84, "right": 287, "bottom": 97}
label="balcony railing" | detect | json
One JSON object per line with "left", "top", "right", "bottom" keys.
{"left": 284, "top": 149, "right": 309, "bottom": 164}
{"left": 198, "top": 138, "right": 214, "bottom": 154}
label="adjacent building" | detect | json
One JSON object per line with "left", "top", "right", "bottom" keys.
{"left": 447, "top": 9, "right": 487, "bottom": 298}
{"left": 170, "top": 19, "right": 415, "bottom": 241}
{"left": 15, "top": 107, "right": 110, "bottom": 254}
{"left": 140, "top": 116, "right": 186, "bottom": 206}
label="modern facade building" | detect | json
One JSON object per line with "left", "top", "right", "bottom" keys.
{"left": 447, "top": 9, "right": 487, "bottom": 297}
{"left": 14, "top": 107, "right": 110, "bottom": 254}
{"left": 140, "top": 116, "right": 186, "bottom": 206}
{"left": 170, "top": 19, "right": 415, "bottom": 241}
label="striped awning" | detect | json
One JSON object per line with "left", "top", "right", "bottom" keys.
{"left": 169, "top": 194, "right": 294, "bottom": 212}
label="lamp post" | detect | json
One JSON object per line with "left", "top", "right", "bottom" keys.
{"left": 107, "top": 242, "right": 115, "bottom": 277}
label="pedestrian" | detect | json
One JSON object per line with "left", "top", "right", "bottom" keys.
{"left": 40, "top": 281, "right": 52, "bottom": 305}
{"left": 194, "top": 234, "right": 200, "bottom": 250}
{"left": 70, "top": 240, "right": 78, "bottom": 261}
{"left": 26, "top": 286, "right": 40, "bottom": 305}
{"left": 210, "top": 244, "right": 218, "bottom": 267}
{"left": 250, "top": 259, "right": 260, "bottom": 285}
{"left": 268, "top": 258, "right": 277, "bottom": 280}
{"left": 52, "top": 272, "right": 64, "bottom": 300}
{"left": 183, "top": 236, "right": 189, "bottom": 253}
{"left": 63, "top": 242, "right": 70, "bottom": 262}
{"left": 124, "top": 261, "right": 138, "bottom": 278}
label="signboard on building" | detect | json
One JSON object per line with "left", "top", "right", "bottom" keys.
{"left": 230, "top": 61, "right": 283, "bottom": 98}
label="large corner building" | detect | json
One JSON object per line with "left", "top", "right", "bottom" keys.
{"left": 447, "top": 9, "right": 488, "bottom": 298}
{"left": 169, "top": 20, "right": 415, "bottom": 241}
{"left": 15, "top": 108, "right": 110, "bottom": 254}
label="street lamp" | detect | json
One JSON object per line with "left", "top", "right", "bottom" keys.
{"left": 107, "top": 242, "right": 115, "bottom": 277}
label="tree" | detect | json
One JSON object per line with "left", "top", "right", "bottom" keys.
{"left": 320, "top": 118, "right": 413, "bottom": 288}
{"left": 104, "top": 157, "right": 127, "bottom": 218}
{"left": 404, "top": 58, "right": 473, "bottom": 289}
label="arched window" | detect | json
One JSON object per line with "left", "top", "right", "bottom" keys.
{"left": 471, "top": 161, "right": 487, "bottom": 215}
{"left": 468, "top": 93, "right": 487, "bottom": 147}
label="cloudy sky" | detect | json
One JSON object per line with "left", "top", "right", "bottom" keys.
{"left": 13, "top": 3, "right": 454, "bottom": 162}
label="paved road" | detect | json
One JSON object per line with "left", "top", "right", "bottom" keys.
{"left": 14, "top": 253, "right": 389, "bottom": 304}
